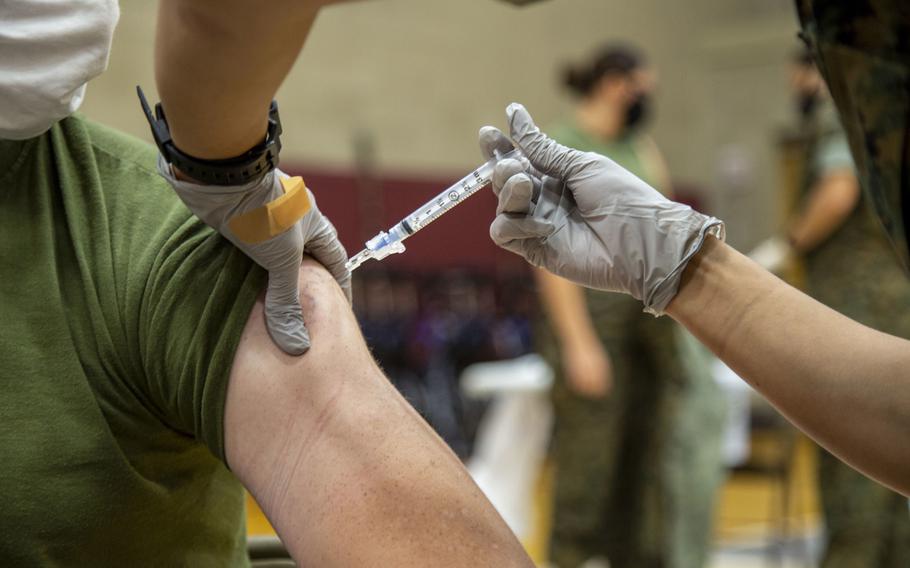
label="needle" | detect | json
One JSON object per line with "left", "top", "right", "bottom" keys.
{"left": 346, "top": 248, "right": 374, "bottom": 272}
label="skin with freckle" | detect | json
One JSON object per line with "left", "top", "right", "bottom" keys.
{"left": 224, "top": 258, "right": 533, "bottom": 567}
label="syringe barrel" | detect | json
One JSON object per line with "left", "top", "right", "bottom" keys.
{"left": 400, "top": 148, "right": 522, "bottom": 234}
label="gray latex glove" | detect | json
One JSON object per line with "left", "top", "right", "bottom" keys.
{"left": 158, "top": 156, "right": 351, "bottom": 355}
{"left": 479, "top": 103, "right": 724, "bottom": 315}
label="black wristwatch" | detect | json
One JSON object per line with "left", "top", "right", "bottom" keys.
{"left": 136, "top": 86, "right": 282, "bottom": 185}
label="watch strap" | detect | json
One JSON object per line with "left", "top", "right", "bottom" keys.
{"left": 137, "top": 85, "right": 282, "bottom": 185}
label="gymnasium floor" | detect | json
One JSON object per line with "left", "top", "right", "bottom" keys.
{"left": 710, "top": 436, "right": 821, "bottom": 567}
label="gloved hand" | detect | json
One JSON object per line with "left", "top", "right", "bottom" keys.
{"left": 747, "top": 236, "right": 794, "bottom": 274}
{"left": 479, "top": 103, "right": 724, "bottom": 315}
{"left": 158, "top": 157, "right": 351, "bottom": 355}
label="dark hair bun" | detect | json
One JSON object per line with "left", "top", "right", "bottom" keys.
{"left": 792, "top": 46, "right": 815, "bottom": 67}
{"left": 562, "top": 43, "right": 645, "bottom": 98}
{"left": 563, "top": 65, "right": 597, "bottom": 96}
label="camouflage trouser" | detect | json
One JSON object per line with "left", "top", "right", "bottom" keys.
{"left": 817, "top": 449, "right": 910, "bottom": 568}
{"left": 545, "top": 291, "right": 725, "bottom": 568}
{"left": 795, "top": 0, "right": 910, "bottom": 269}
{"left": 662, "top": 326, "right": 726, "bottom": 568}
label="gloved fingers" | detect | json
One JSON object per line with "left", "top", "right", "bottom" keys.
{"left": 235, "top": 217, "right": 304, "bottom": 272}
{"left": 506, "top": 103, "right": 589, "bottom": 179}
{"left": 480, "top": 126, "right": 539, "bottom": 180}
{"left": 746, "top": 236, "right": 792, "bottom": 274}
{"left": 490, "top": 215, "right": 555, "bottom": 270}
{"left": 305, "top": 217, "right": 353, "bottom": 303}
{"left": 489, "top": 214, "right": 554, "bottom": 247}
{"left": 492, "top": 158, "right": 527, "bottom": 197}
{"left": 478, "top": 126, "right": 515, "bottom": 160}
{"left": 532, "top": 175, "right": 571, "bottom": 222}
{"left": 264, "top": 263, "right": 310, "bottom": 355}
{"left": 496, "top": 173, "right": 536, "bottom": 215}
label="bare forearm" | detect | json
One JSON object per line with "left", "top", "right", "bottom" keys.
{"left": 155, "top": 0, "right": 324, "bottom": 158}
{"left": 667, "top": 237, "right": 910, "bottom": 494}
{"left": 535, "top": 268, "right": 598, "bottom": 345}
{"left": 789, "top": 170, "right": 859, "bottom": 252}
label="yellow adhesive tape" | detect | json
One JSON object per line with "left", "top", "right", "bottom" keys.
{"left": 228, "top": 176, "right": 311, "bottom": 244}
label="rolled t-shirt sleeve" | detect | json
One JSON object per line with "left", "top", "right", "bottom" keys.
{"left": 138, "top": 211, "right": 266, "bottom": 462}
{"left": 814, "top": 130, "right": 855, "bottom": 176}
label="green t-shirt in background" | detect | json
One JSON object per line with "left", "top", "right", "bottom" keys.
{"left": 0, "top": 116, "right": 267, "bottom": 566}
{"left": 547, "top": 121, "right": 663, "bottom": 193}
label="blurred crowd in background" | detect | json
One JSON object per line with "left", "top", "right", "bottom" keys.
{"left": 353, "top": 268, "right": 536, "bottom": 458}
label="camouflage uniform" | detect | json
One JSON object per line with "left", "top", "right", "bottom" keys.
{"left": 544, "top": 124, "right": 725, "bottom": 568}
{"left": 796, "top": 0, "right": 910, "bottom": 268}
{"left": 795, "top": 2, "right": 910, "bottom": 566}
{"left": 797, "top": 100, "right": 910, "bottom": 568}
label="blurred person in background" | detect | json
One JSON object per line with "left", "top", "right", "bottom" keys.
{"left": 491, "top": 275, "right": 536, "bottom": 359}
{"left": 536, "top": 44, "right": 724, "bottom": 568}
{"left": 785, "top": 50, "right": 910, "bottom": 568}
{"left": 356, "top": 270, "right": 533, "bottom": 458}
{"left": 357, "top": 271, "right": 422, "bottom": 394}
{"left": 409, "top": 273, "right": 494, "bottom": 456}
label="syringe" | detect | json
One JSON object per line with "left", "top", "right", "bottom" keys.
{"left": 346, "top": 148, "right": 522, "bottom": 271}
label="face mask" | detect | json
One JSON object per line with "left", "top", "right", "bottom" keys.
{"left": 0, "top": 0, "right": 119, "bottom": 140}
{"left": 796, "top": 91, "right": 820, "bottom": 120}
{"left": 799, "top": 0, "right": 910, "bottom": 270}
{"left": 624, "top": 93, "right": 651, "bottom": 131}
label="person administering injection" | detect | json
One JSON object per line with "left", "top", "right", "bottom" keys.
{"left": 481, "top": 101, "right": 910, "bottom": 499}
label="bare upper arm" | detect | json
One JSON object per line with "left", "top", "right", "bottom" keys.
{"left": 789, "top": 168, "right": 861, "bottom": 252}
{"left": 223, "top": 258, "right": 532, "bottom": 566}
{"left": 635, "top": 135, "right": 672, "bottom": 197}
{"left": 814, "top": 168, "right": 861, "bottom": 213}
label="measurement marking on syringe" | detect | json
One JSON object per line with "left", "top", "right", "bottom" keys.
{"left": 346, "top": 149, "right": 522, "bottom": 273}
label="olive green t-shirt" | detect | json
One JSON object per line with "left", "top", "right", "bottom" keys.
{"left": 547, "top": 121, "right": 664, "bottom": 193}
{"left": 0, "top": 116, "right": 267, "bottom": 566}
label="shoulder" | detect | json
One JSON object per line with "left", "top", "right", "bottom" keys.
{"left": 547, "top": 121, "right": 585, "bottom": 147}
{"left": 631, "top": 134, "right": 670, "bottom": 194}
{"left": 632, "top": 134, "right": 660, "bottom": 157}
{"left": 77, "top": 115, "right": 161, "bottom": 178}
{"left": 61, "top": 115, "right": 196, "bottom": 232}
{"left": 814, "top": 128, "right": 854, "bottom": 175}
